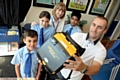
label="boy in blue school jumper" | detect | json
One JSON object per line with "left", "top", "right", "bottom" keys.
{"left": 11, "top": 30, "right": 42, "bottom": 80}
{"left": 63, "top": 10, "right": 82, "bottom": 35}
{"left": 31, "top": 11, "right": 55, "bottom": 47}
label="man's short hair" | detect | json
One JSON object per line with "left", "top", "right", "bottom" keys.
{"left": 95, "top": 16, "right": 108, "bottom": 29}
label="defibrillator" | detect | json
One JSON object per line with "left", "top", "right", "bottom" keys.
{"left": 37, "top": 32, "right": 85, "bottom": 74}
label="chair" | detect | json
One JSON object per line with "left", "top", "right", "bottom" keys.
{"left": 106, "top": 39, "right": 120, "bottom": 66}
{"left": 20, "top": 23, "right": 31, "bottom": 47}
{"left": 91, "top": 39, "right": 120, "bottom": 80}
{"left": 22, "top": 23, "right": 31, "bottom": 33}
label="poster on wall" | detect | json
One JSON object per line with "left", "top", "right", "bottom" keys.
{"left": 66, "top": 0, "right": 90, "bottom": 13}
{"left": 33, "top": 0, "right": 63, "bottom": 8}
{"left": 89, "top": 0, "right": 111, "bottom": 16}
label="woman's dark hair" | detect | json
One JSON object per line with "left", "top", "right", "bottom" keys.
{"left": 39, "top": 11, "right": 51, "bottom": 20}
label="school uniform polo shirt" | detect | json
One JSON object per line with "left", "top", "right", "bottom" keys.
{"left": 63, "top": 24, "right": 82, "bottom": 35}
{"left": 31, "top": 23, "right": 55, "bottom": 47}
{"left": 11, "top": 46, "right": 38, "bottom": 78}
{"left": 60, "top": 33, "right": 106, "bottom": 80}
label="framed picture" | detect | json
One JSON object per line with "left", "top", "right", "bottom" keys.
{"left": 66, "top": 0, "right": 90, "bottom": 13}
{"left": 33, "top": 0, "right": 63, "bottom": 8}
{"left": 89, "top": 0, "right": 111, "bottom": 16}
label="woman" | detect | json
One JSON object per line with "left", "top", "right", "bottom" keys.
{"left": 50, "top": 2, "right": 66, "bottom": 32}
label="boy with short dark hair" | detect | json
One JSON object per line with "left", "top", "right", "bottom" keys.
{"left": 11, "top": 30, "right": 42, "bottom": 80}
{"left": 63, "top": 10, "right": 82, "bottom": 35}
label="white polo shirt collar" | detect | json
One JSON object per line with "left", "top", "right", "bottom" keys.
{"left": 86, "top": 33, "right": 100, "bottom": 45}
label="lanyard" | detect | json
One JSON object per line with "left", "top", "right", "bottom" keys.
{"left": 52, "top": 20, "right": 60, "bottom": 32}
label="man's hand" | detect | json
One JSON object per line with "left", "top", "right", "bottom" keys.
{"left": 63, "top": 55, "right": 86, "bottom": 71}
{"left": 63, "top": 55, "right": 102, "bottom": 75}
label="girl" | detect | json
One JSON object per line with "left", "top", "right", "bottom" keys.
{"left": 31, "top": 11, "right": 55, "bottom": 47}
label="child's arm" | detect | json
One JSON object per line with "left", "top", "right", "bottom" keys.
{"left": 31, "top": 22, "right": 38, "bottom": 26}
{"left": 15, "top": 64, "right": 21, "bottom": 78}
{"left": 35, "top": 61, "right": 42, "bottom": 80}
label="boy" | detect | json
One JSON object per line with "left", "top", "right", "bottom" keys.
{"left": 11, "top": 30, "right": 42, "bottom": 80}
{"left": 63, "top": 10, "right": 82, "bottom": 35}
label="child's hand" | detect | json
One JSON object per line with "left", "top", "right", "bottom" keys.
{"left": 31, "top": 22, "right": 38, "bottom": 26}
{"left": 35, "top": 75, "right": 39, "bottom": 80}
{"left": 36, "top": 58, "right": 42, "bottom": 80}
{"left": 37, "top": 58, "right": 42, "bottom": 64}
{"left": 17, "top": 78, "right": 22, "bottom": 80}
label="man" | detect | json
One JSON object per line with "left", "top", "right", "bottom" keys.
{"left": 60, "top": 16, "right": 108, "bottom": 80}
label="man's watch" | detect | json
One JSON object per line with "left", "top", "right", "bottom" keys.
{"left": 80, "top": 65, "right": 88, "bottom": 74}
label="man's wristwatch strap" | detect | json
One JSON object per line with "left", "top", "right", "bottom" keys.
{"left": 80, "top": 65, "right": 88, "bottom": 74}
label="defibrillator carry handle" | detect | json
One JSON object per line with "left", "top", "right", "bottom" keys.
{"left": 60, "top": 32, "right": 86, "bottom": 80}
{"left": 63, "top": 32, "right": 85, "bottom": 56}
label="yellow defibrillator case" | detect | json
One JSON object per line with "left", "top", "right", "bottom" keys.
{"left": 37, "top": 32, "right": 85, "bottom": 74}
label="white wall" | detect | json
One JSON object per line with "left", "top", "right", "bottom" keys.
{"left": 21, "top": 0, "right": 119, "bottom": 34}
{"left": 110, "top": 20, "right": 120, "bottom": 40}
